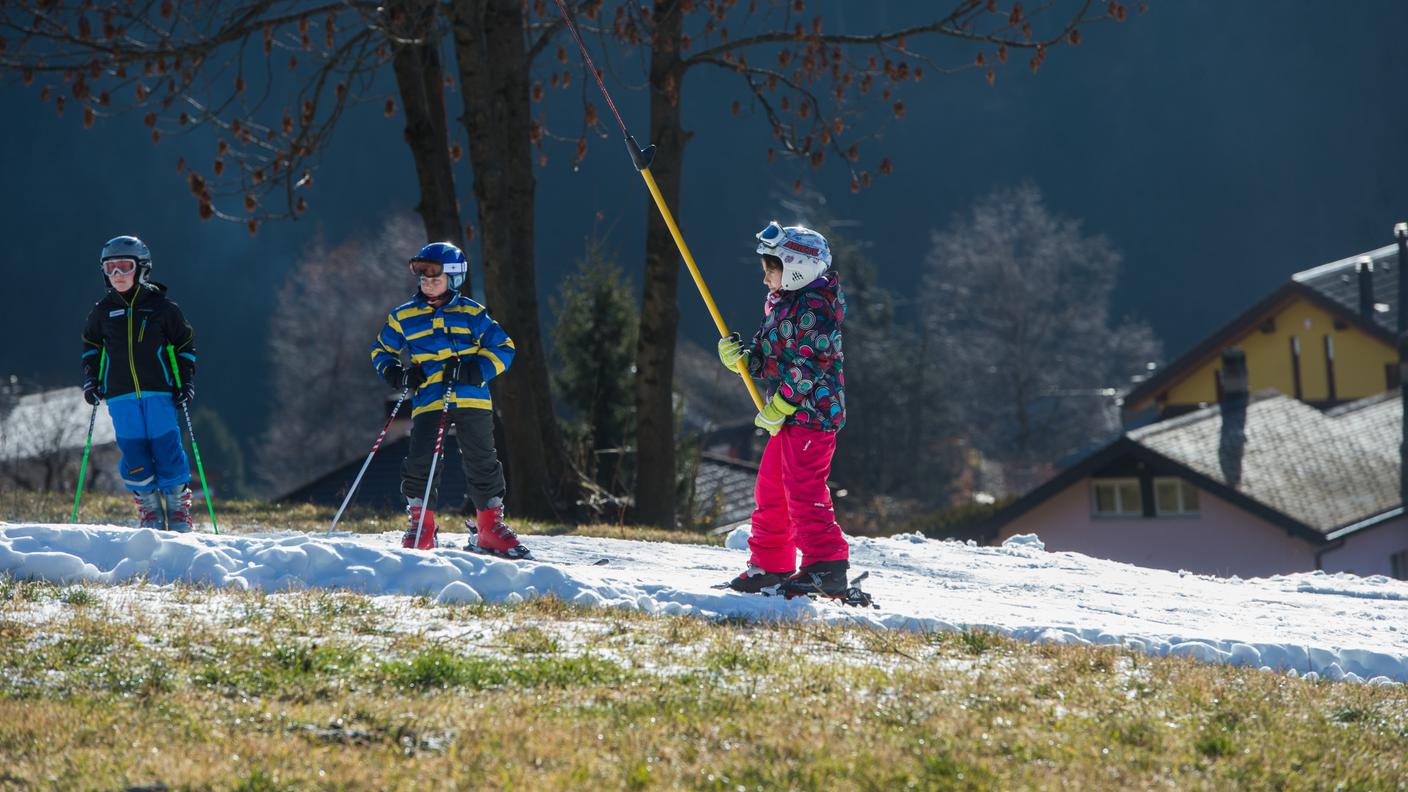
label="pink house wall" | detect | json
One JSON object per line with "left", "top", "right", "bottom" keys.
{"left": 1321, "top": 516, "right": 1408, "bottom": 577}
{"left": 995, "top": 479, "right": 1318, "bottom": 577}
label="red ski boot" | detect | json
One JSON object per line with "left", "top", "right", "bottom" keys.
{"left": 469, "top": 500, "right": 531, "bottom": 560}
{"left": 402, "top": 500, "right": 438, "bottom": 550}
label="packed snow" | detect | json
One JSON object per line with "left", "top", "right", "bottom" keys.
{"left": 2, "top": 522, "right": 1406, "bottom": 684}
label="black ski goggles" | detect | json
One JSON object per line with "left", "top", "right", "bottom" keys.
{"left": 409, "top": 259, "right": 446, "bottom": 279}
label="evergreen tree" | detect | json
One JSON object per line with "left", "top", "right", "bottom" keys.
{"left": 189, "top": 407, "right": 248, "bottom": 499}
{"left": 550, "top": 243, "right": 639, "bottom": 504}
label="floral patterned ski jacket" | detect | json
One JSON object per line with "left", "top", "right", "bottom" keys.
{"left": 745, "top": 271, "right": 846, "bottom": 432}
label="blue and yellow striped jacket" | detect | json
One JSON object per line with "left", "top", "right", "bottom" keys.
{"left": 370, "top": 292, "right": 516, "bottom": 418}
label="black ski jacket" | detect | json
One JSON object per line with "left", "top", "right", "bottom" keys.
{"left": 81, "top": 282, "right": 196, "bottom": 400}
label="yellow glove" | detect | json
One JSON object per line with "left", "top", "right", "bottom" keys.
{"left": 717, "top": 332, "right": 748, "bottom": 369}
{"left": 754, "top": 392, "right": 799, "bottom": 436}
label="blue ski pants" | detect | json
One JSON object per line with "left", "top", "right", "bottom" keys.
{"left": 107, "top": 393, "right": 190, "bottom": 492}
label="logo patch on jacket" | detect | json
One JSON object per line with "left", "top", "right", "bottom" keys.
{"left": 109, "top": 309, "right": 126, "bottom": 317}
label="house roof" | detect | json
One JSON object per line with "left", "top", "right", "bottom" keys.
{"left": 277, "top": 433, "right": 469, "bottom": 514}
{"left": 278, "top": 439, "right": 776, "bottom": 532}
{"left": 690, "top": 451, "right": 765, "bottom": 529}
{"left": 0, "top": 387, "right": 116, "bottom": 463}
{"left": 1292, "top": 242, "right": 1401, "bottom": 332}
{"left": 1124, "top": 243, "right": 1402, "bottom": 412}
{"left": 1129, "top": 391, "right": 1399, "bottom": 534}
{"left": 985, "top": 390, "right": 1402, "bottom": 544}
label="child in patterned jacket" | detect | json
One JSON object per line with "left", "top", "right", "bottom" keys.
{"left": 717, "top": 222, "right": 850, "bottom": 597}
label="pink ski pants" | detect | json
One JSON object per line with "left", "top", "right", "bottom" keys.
{"left": 747, "top": 423, "right": 849, "bottom": 573}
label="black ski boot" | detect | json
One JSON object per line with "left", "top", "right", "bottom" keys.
{"left": 778, "top": 560, "right": 850, "bottom": 598}
{"left": 721, "top": 565, "right": 793, "bottom": 594}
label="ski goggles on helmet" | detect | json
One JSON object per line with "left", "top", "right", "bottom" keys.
{"left": 409, "top": 259, "right": 447, "bottom": 279}
{"left": 755, "top": 221, "right": 786, "bottom": 249}
{"left": 101, "top": 258, "right": 139, "bottom": 277}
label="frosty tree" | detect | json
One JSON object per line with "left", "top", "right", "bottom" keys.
{"left": 921, "top": 183, "right": 1161, "bottom": 465}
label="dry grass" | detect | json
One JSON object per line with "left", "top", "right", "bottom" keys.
{"left": 8, "top": 490, "right": 725, "bottom": 546}
{"left": 1, "top": 576, "right": 1406, "bottom": 791}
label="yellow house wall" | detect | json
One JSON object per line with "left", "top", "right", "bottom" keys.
{"left": 1162, "top": 297, "right": 1394, "bottom": 408}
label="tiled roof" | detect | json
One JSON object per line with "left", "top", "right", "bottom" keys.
{"left": 279, "top": 439, "right": 770, "bottom": 532}
{"left": 1293, "top": 243, "right": 1401, "bottom": 333}
{"left": 277, "top": 434, "right": 473, "bottom": 514}
{"left": 1128, "top": 391, "right": 1400, "bottom": 534}
{"left": 688, "top": 452, "right": 762, "bottom": 529}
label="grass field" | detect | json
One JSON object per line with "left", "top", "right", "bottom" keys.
{"left": 3, "top": 493, "right": 1407, "bottom": 790}
{"left": 4, "top": 491, "right": 726, "bottom": 546}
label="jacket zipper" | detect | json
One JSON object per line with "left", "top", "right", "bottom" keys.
{"left": 125, "top": 291, "right": 142, "bottom": 398}
{"left": 139, "top": 317, "right": 148, "bottom": 343}
{"left": 441, "top": 300, "right": 459, "bottom": 407}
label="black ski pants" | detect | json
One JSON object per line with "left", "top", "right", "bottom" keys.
{"left": 400, "top": 407, "right": 506, "bottom": 512}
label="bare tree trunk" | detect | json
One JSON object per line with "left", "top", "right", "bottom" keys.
{"left": 450, "top": 0, "right": 574, "bottom": 519}
{"left": 631, "top": 0, "right": 687, "bottom": 528}
{"left": 386, "top": 0, "right": 466, "bottom": 275}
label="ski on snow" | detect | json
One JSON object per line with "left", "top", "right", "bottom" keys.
{"left": 712, "top": 570, "right": 878, "bottom": 609}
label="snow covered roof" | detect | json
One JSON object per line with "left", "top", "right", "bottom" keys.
{"left": 991, "top": 391, "right": 1402, "bottom": 541}
{"left": 1292, "top": 242, "right": 1401, "bottom": 331}
{"left": 1128, "top": 391, "right": 1399, "bottom": 534}
{"left": 0, "top": 387, "right": 115, "bottom": 463}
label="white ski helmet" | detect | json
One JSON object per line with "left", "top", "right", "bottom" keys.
{"left": 755, "top": 221, "right": 830, "bottom": 290}
{"left": 100, "top": 235, "right": 153, "bottom": 285}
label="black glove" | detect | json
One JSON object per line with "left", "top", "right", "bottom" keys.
{"left": 382, "top": 363, "right": 427, "bottom": 391}
{"left": 444, "top": 356, "right": 484, "bottom": 387}
{"left": 174, "top": 357, "right": 196, "bottom": 406}
{"left": 175, "top": 380, "right": 195, "bottom": 406}
{"left": 380, "top": 364, "right": 404, "bottom": 389}
{"left": 83, "top": 379, "right": 102, "bottom": 406}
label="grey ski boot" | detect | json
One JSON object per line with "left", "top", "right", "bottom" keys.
{"left": 133, "top": 490, "right": 165, "bottom": 530}
{"left": 163, "top": 485, "right": 194, "bottom": 533}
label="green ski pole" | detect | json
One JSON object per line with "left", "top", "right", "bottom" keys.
{"left": 72, "top": 350, "right": 107, "bottom": 524}
{"left": 168, "top": 346, "right": 218, "bottom": 534}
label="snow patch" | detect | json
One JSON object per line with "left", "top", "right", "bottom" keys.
{"left": 724, "top": 526, "right": 752, "bottom": 551}
{"left": 2, "top": 522, "right": 1406, "bottom": 684}
{"left": 1000, "top": 533, "right": 1045, "bottom": 553}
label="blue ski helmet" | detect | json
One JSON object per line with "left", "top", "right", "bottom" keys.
{"left": 409, "top": 242, "right": 467, "bottom": 290}
{"left": 100, "top": 235, "right": 153, "bottom": 285}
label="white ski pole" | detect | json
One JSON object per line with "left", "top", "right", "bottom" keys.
{"left": 413, "top": 384, "right": 454, "bottom": 549}
{"left": 328, "top": 388, "right": 410, "bottom": 534}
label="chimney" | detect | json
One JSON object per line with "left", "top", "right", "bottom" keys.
{"left": 1218, "top": 347, "right": 1248, "bottom": 487}
{"left": 1396, "top": 222, "right": 1407, "bottom": 510}
{"left": 1400, "top": 330, "right": 1408, "bottom": 512}
{"left": 1398, "top": 222, "right": 1408, "bottom": 337}
{"left": 1219, "top": 346, "right": 1248, "bottom": 405}
{"left": 1357, "top": 256, "right": 1376, "bottom": 320}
